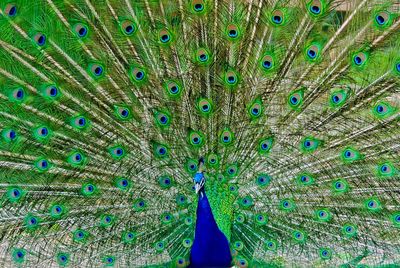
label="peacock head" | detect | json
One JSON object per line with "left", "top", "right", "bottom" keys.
{"left": 193, "top": 157, "right": 205, "bottom": 194}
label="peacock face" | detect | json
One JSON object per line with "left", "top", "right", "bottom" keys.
{"left": 193, "top": 172, "right": 205, "bottom": 194}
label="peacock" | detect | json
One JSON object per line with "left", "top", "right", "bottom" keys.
{"left": 0, "top": 0, "right": 399, "bottom": 267}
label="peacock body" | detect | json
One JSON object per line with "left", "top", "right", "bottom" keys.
{"left": 0, "top": 0, "right": 399, "bottom": 267}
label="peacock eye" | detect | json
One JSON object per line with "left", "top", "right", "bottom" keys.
{"left": 3, "top": 129, "right": 17, "bottom": 142}
{"left": 345, "top": 150, "right": 353, "bottom": 158}
{"left": 39, "top": 127, "right": 48, "bottom": 136}
{"left": 121, "top": 20, "right": 137, "bottom": 36}
{"left": 271, "top": 10, "right": 284, "bottom": 25}
{"left": 372, "top": 101, "right": 396, "bottom": 119}
{"left": 16, "top": 90, "right": 23, "bottom": 98}
{"left": 125, "top": 25, "right": 133, "bottom": 33}
{"left": 220, "top": 129, "right": 234, "bottom": 145}
{"left": 375, "top": 11, "right": 390, "bottom": 26}
{"left": 273, "top": 16, "right": 281, "bottom": 23}
{"left": 352, "top": 52, "right": 367, "bottom": 66}
{"left": 307, "top": 48, "right": 316, "bottom": 58}
{"left": 376, "top": 15, "right": 385, "bottom": 25}
{"left": 189, "top": 131, "right": 204, "bottom": 147}
{"left": 25, "top": 215, "right": 39, "bottom": 229}
{"left": 159, "top": 29, "right": 172, "bottom": 44}
{"left": 258, "top": 137, "right": 273, "bottom": 154}
{"left": 226, "top": 24, "right": 240, "bottom": 40}
{"left": 5, "top": 4, "right": 17, "bottom": 17}
{"left": 294, "top": 231, "right": 304, "bottom": 241}
{"left": 249, "top": 101, "right": 263, "bottom": 118}
{"left": 73, "top": 23, "right": 88, "bottom": 38}
{"left": 332, "top": 95, "right": 340, "bottom": 103}
{"left": 12, "top": 88, "right": 25, "bottom": 101}
{"left": 90, "top": 63, "right": 104, "bottom": 77}
{"left": 311, "top": 5, "right": 320, "bottom": 14}
{"left": 194, "top": 4, "right": 204, "bottom": 12}
{"left": 33, "top": 33, "right": 46, "bottom": 46}
{"left": 381, "top": 165, "right": 388, "bottom": 172}
{"left": 262, "top": 143, "right": 268, "bottom": 149}
{"left": 57, "top": 253, "right": 69, "bottom": 265}
{"left": 121, "top": 109, "right": 129, "bottom": 117}
{"left": 36, "top": 159, "right": 50, "bottom": 171}
{"left": 224, "top": 70, "right": 238, "bottom": 86}
{"left": 75, "top": 154, "right": 81, "bottom": 161}
{"left": 304, "top": 140, "right": 311, "bottom": 148}
{"left": 130, "top": 66, "right": 146, "bottom": 82}
{"left": 365, "top": 198, "right": 381, "bottom": 212}
{"left": 41, "top": 84, "right": 60, "bottom": 99}
{"left": 308, "top": 0, "right": 322, "bottom": 15}
{"left": 155, "top": 111, "right": 170, "bottom": 127}
{"left": 288, "top": 91, "right": 304, "bottom": 108}
{"left": 12, "top": 189, "right": 20, "bottom": 197}
{"left": 72, "top": 116, "right": 88, "bottom": 129}
{"left": 306, "top": 44, "right": 320, "bottom": 61}
{"left": 263, "top": 60, "right": 271, "bottom": 68}
{"left": 136, "top": 71, "right": 143, "bottom": 79}
{"left": 13, "top": 249, "right": 25, "bottom": 263}
{"left": 343, "top": 224, "right": 357, "bottom": 236}
{"left": 199, "top": 53, "right": 207, "bottom": 61}
{"left": 376, "top": 105, "right": 385, "bottom": 113}
{"left": 161, "top": 35, "right": 169, "bottom": 42}
{"left": 116, "top": 148, "right": 123, "bottom": 155}
{"left": 164, "top": 80, "right": 183, "bottom": 98}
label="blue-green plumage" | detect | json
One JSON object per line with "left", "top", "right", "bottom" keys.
{"left": 190, "top": 186, "right": 232, "bottom": 267}
{"left": 190, "top": 163, "right": 232, "bottom": 267}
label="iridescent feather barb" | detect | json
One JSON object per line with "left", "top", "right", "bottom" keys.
{"left": 0, "top": 0, "right": 399, "bottom": 267}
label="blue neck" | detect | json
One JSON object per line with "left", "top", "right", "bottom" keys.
{"left": 189, "top": 189, "right": 232, "bottom": 267}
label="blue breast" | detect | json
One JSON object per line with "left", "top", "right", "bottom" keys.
{"left": 189, "top": 189, "right": 232, "bottom": 267}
